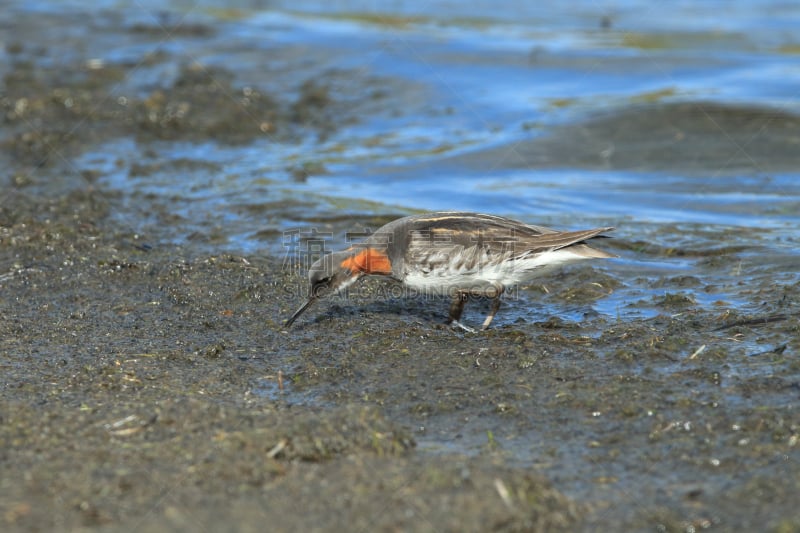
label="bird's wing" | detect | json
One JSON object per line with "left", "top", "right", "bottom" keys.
{"left": 402, "top": 212, "right": 613, "bottom": 258}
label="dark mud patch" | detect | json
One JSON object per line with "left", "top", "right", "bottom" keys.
{"left": 455, "top": 102, "right": 800, "bottom": 175}
{"left": 0, "top": 6, "right": 399, "bottom": 177}
{"left": 1, "top": 59, "right": 345, "bottom": 168}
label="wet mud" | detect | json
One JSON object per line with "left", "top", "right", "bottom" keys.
{"left": 454, "top": 102, "right": 800, "bottom": 175}
{"left": 2, "top": 4, "right": 800, "bottom": 533}
{"left": 3, "top": 187, "right": 799, "bottom": 531}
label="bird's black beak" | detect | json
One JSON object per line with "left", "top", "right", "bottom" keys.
{"left": 285, "top": 296, "right": 318, "bottom": 328}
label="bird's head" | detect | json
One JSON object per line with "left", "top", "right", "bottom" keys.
{"left": 285, "top": 248, "right": 386, "bottom": 327}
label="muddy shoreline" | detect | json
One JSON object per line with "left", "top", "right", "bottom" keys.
{"left": 3, "top": 183, "right": 799, "bottom": 531}
{"left": 2, "top": 3, "right": 800, "bottom": 532}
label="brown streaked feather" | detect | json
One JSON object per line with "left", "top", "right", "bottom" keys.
{"left": 515, "top": 227, "right": 617, "bottom": 258}
{"left": 396, "top": 213, "right": 614, "bottom": 257}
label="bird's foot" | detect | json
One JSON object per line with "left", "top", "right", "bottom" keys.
{"left": 449, "top": 320, "right": 477, "bottom": 334}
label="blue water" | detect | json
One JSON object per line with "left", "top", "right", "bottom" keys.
{"left": 103, "top": 4, "right": 800, "bottom": 227}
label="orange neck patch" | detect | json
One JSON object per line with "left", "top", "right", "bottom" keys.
{"left": 340, "top": 248, "right": 392, "bottom": 275}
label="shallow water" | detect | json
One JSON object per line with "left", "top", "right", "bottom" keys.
{"left": 40, "top": 0, "right": 798, "bottom": 246}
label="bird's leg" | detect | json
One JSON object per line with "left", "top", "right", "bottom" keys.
{"left": 448, "top": 291, "right": 475, "bottom": 333}
{"left": 480, "top": 284, "right": 504, "bottom": 330}
{"left": 448, "top": 291, "right": 468, "bottom": 322}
